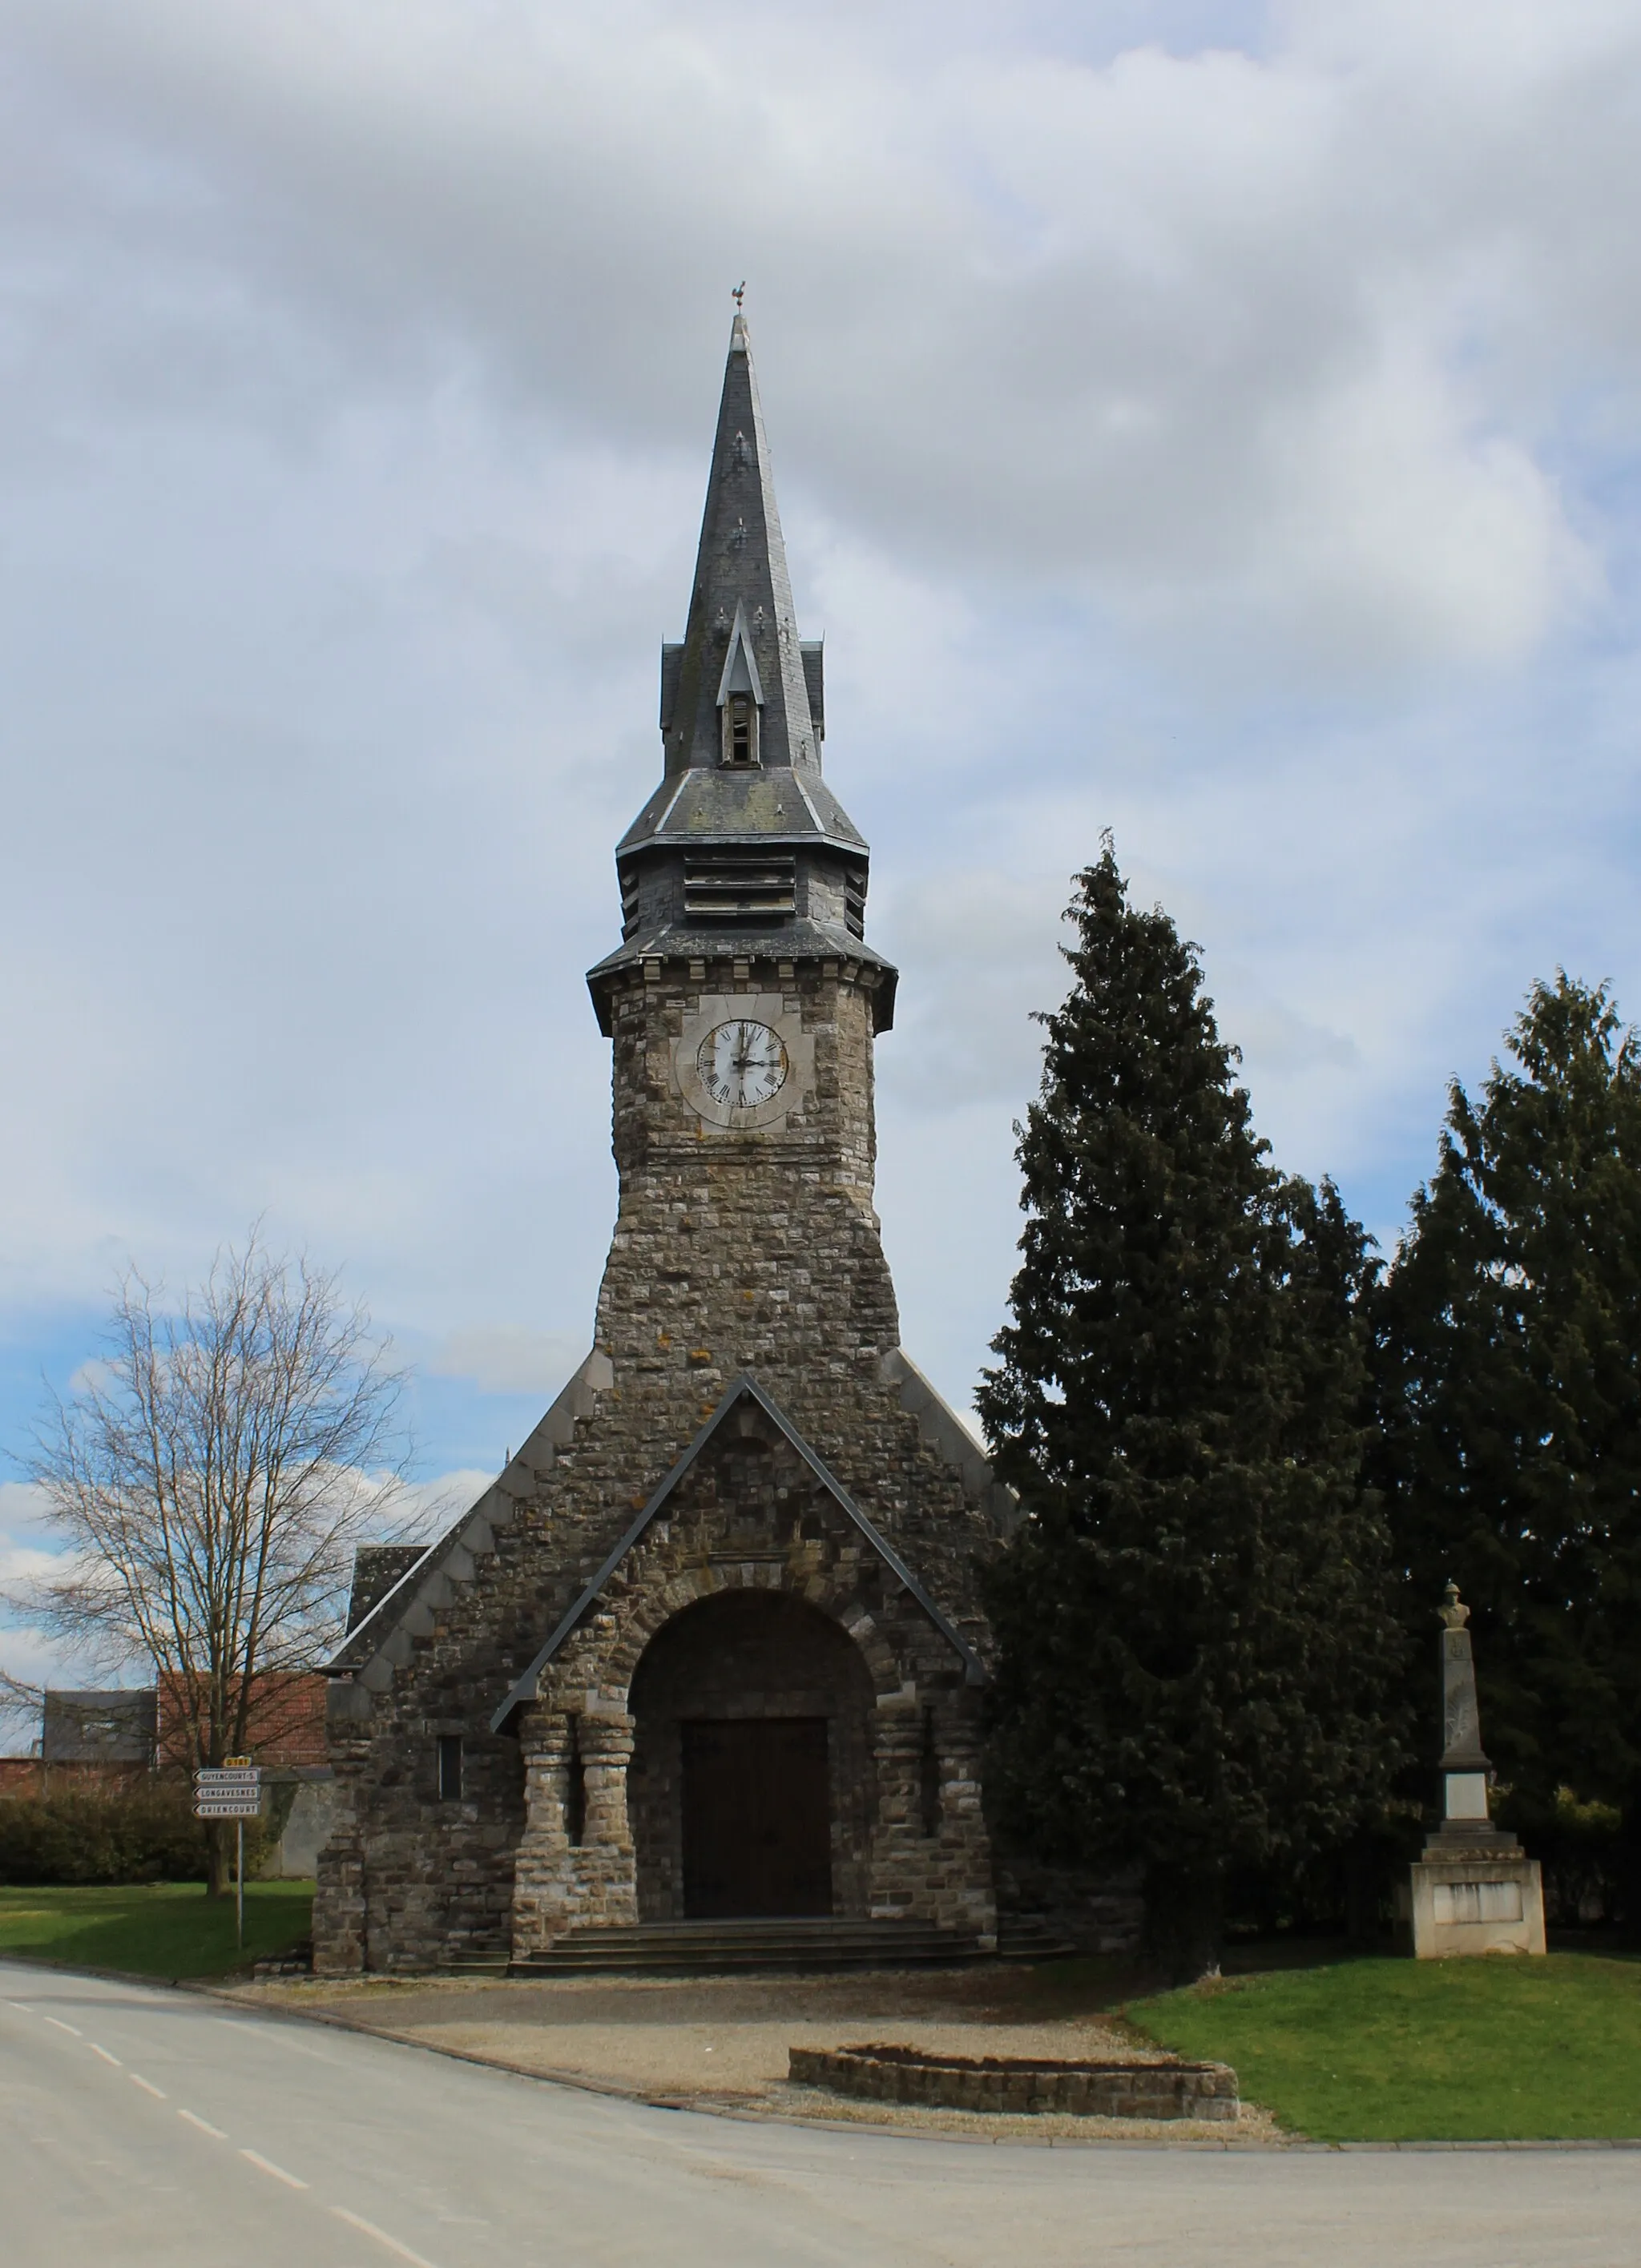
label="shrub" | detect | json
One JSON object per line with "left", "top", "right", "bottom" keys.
{"left": 0, "top": 1785, "right": 268, "bottom": 1885}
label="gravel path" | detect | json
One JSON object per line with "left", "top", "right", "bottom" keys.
{"left": 237, "top": 1964, "right": 1282, "bottom": 2144}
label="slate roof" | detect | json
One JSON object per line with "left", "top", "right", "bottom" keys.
{"left": 617, "top": 761, "right": 865, "bottom": 860}
{"left": 41, "top": 1688, "right": 156, "bottom": 1764}
{"left": 584, "top": 915, "right": 885, "bottom": 993}
{"left": 612, "top": 313, "right": 871, "bottom": 867}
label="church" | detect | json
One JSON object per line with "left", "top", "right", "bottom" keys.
{"left": 313, "top": 315, "right": 1031, "bottom": 1973}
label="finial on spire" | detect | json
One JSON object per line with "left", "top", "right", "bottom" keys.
{"left": 732, "top": 280, "right": 746, "bottom": 309}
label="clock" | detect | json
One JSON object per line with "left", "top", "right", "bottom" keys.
{"left": 673, "top": 991, "right": 811, "bottom": 1131}
{"left": 696, "top": 1018, "right": 788, "bottom": 1110}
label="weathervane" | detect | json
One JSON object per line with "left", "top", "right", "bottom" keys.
{"left": 732, "top": 280, "right": 746, "bottom": 309}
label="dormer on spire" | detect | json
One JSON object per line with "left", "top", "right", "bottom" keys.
{"left": 716, "top": 600, "right": 764, "bottom": 766}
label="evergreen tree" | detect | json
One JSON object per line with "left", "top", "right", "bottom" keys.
{"left": 1373, "top": 976, "right": 1641, "bottom": 1911}
{"left": 978, "top": 845, "right": 1402, "bottom": 1975}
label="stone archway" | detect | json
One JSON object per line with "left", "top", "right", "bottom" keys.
{"left": 627, "top": 1588, "right": 880, "bottom": 1922}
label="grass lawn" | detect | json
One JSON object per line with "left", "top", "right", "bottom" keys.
{"left": 0, "top": 1882, "right": 314, "bottom": 1980}
{"left": 1127, "top": 1951, "right": 1641, "bottom": 2141}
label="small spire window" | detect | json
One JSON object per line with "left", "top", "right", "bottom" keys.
{"left": 723, "top": 691, "right": 760, "bottom": 767}
{"left": 716, "top": 600, "right": 765, "bottom": 764}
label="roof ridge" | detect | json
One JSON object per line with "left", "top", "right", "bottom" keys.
{"left": 490, "top": 1372, "right": 984, "bottom": 1733}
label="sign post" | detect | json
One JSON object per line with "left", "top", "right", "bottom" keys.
{"left": 193, "top": 1760, "right": 261, "bottom": 1948}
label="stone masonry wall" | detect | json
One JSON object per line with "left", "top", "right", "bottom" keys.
{"left": 312, "top": 958, "right": 1006, "bottom": 1973}
{"left": 788, "top": 2045, "right": 1241, "bottom": 2121}
{"left": 508, "top": 1407, "right": 993, "bottom": 1952}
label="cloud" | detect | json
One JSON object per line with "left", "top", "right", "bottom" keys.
{"left": 0, "top": 0, "right": 1639, "bottom": 1448}
{"left": 0, "top": 1480, "right": 88, "bottom": 1731}
{"left": 0, "top": 1480, "right": 60, "bottom": 1577}
{"left": 427, "top": 1330, "right": 586, "bottom": 1400}
{"left": 392, "top": 1468, "right": 498, "bottom": 1545}
{"left": 2, "top": 0, "right": 1623, "bottom": 669}
{"left": 0, "top": 1463, "right": 492, "bottom": 1723}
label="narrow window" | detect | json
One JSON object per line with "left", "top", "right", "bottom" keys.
{"left": 437, "top": 1734, "right": 463, "bottom": 1803}
{"left": 723, "top": 693, "right": 757, "bottom": 766}
{"left": 918, "top": 1707, "right": 941, "bottom": 1839}
{"left": 564, "top": 1716, "right": 587, "bottom": 1848}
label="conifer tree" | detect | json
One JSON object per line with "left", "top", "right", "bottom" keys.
{"left": 978, "top": 845, "right": 1402, "bottom": 1974}
{"left": 1373, "top": 976, "right": 1641, "bottom": 1913}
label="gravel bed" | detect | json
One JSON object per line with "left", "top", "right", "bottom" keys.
{"left": 232, "top": 1964, "right": 1283, "bottom": 2143}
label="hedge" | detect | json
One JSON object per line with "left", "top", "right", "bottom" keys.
{"left": 0, "top": 1787, "right": 268, "bottom": 1885}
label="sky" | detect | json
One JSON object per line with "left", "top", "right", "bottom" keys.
{"left": 2, "top": 0, "right": 1640, "bottom": 1705}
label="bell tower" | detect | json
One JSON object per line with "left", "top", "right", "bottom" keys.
{"left": 585, "top": 312, "right": 901, "bottom": 1404}
{"left": 316, "top": 313, "right": 1019, "bottom": 1976}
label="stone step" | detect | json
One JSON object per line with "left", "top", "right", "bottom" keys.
{"left": 514, "top": 1917, "right": 992, "bottom": 1976}
{"left": 994, "top": 1913, "right": 1080, "bottom": 1963}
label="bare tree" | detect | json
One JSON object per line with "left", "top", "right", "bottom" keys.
{"left": 0, "top": 1668, "right": 44, "bottom": 1759}
{"left": 7, "top": 1235, "right": 409, "bottom": 1891}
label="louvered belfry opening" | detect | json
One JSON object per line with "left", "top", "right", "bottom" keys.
{"left": 683, "top": 850, "right": 796, "bottom": 922}
{"left": 723, "top": 691, "right": 758, "bottom": 766}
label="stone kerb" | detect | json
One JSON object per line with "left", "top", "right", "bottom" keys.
{"left": 787, "top": 2044, "right": 1240, "bottom": 2121}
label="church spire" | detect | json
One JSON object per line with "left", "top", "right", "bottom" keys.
{"left": 663, "top": 311, "right": 820, "bottom": 775}
{"left": 591, "top": 308, "right": 895, "bottom": 1033}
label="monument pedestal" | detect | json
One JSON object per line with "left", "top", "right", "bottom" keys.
{"left": 1397, "top": 1825, "right": 1546, "bottom": 1959}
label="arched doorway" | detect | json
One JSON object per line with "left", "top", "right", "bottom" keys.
{"left": 627, "top": 1589, "right": 878, "bottom": 1921}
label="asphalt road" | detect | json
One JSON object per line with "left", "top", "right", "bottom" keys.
{"left": 4, "top": 1961, "right": 1639, "bottom": 2268}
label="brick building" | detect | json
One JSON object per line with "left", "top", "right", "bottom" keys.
{"left": 0, "top": 1679, "right": 330, "bottom": 1873}
{"left": 313, "top": 316, "right": 1031, "bottom": 1974}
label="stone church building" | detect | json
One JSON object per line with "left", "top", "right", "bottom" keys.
{"left": 313, "top": 316, "right": 1034, "bottom": 1973}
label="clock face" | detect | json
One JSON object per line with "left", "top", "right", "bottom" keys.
{"left": 696, "top": 1019, "right": 788, "bottom": 1111}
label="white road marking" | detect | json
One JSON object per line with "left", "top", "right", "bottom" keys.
{"left": 240, "top": 2147, "right": 308, "bottom": 2190}
{"left": 88, "top": 2042, "right": 122, "bottom": 2066}
{"left": 4, "top": 2000, "right": 33, "bottom": 2011}
{"left": 129, "top": 2073, "right": 167, "bottom": 2099}
{"left": 43, "top": 2016, "right": 81, "bottom": 2036}
{"left": 331, "top": 2205, "right": 442, "bottom": 2268}
{"left": 178, "top": 2108, "right": 228, "bottom": 2139}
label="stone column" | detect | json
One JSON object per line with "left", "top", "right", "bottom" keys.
{"left": 510, "top": 1706, "right": 575, "bottom": 1959}
{"left": 867, "top": 1692, "right": 922, "bottom": 1919}
{"left": 579, "top": 1713, "right": 638, "bottom": 1873}
{"left": 1438, "top": 1581, "right": 1493, "bottom": 1828}
{"left": 865, "top": 1682, "right": 998, "bottom": 1938}
{"left": 510, "top": 1704, "right": 639, "bottom": 1961}
{"left": 937, "top": 1709, "right": 998, "bottom": 1948}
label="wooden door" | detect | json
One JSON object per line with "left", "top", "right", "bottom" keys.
{"left": 681, "top": 1718, "right": 833, "bottom": 1918}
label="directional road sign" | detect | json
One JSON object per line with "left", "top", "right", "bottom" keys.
{"left": 194, "top": 1764, "right": 261, "bottom": 1820}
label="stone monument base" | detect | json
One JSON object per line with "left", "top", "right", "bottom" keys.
{"left": 1397, "top": 1827, "right": 1546, "bottom": 1959}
